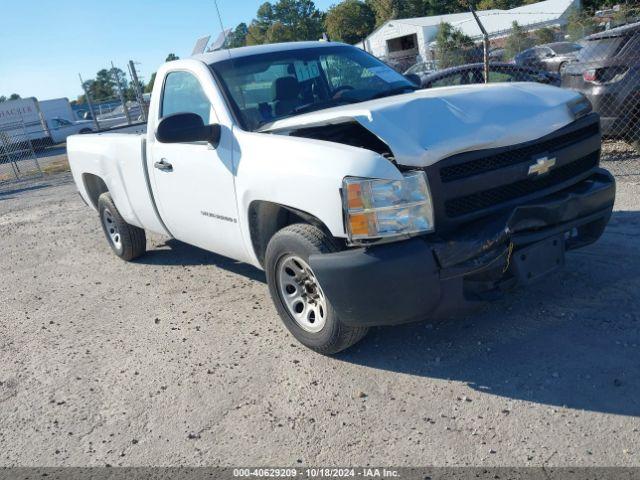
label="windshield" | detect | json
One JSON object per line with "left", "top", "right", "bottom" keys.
{"left": 210, "top": 45, "right": 416, "bottom": 131}
{"left": 577, "top": 37, "right": 624, "bottom": 62}
{"left": 551, "top": 43, "right": 582, "bottom": 54}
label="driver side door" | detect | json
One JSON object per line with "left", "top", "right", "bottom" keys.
{"left": 148, "top": 70, "right": 245, "bottom": 261}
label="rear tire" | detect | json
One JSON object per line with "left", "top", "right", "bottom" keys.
{"left": 98, "top": 192, "right": 146, "bottom": 261}
{"left": 265, "top": 223, "right": 368, "bottom": 355}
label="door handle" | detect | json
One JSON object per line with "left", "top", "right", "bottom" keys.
{"left": 154, "top": 159, "right": 173, "bottom": 172}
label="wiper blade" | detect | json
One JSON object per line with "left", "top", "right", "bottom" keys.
{"left": 293, "top": 97, "right": 359, "bottom": 115}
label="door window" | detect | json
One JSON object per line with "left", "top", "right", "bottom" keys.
{"left": 488, "top": 68, "right": 532, "bottom": 83}
{"left": 431, "top": 72, "right": 465, "bottom": 87}
{"left": 161, "top": 71, "right": 213, "bottom": 124}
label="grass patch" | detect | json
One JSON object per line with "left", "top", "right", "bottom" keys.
{"left": 41, "top": 158, "right": 70, "bottom": 175}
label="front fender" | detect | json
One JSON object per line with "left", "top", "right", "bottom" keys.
{"left": 233, "top": 129, "right": 403, "bottom": 266}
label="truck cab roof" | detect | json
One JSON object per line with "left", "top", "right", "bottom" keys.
{"left": 192, "top": 41, "right": 347, "bottom": 65}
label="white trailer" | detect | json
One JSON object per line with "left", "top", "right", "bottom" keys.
{"left": 39, "top": 98, "right": 76, "bottom": 123}
{"left": 0, "top": 97, "right": 51, "bottom": 149}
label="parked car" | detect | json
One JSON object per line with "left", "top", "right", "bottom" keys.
{"left": 67, "top": 41, "right": 614, "bottom": 354}
{"left": 561, "top": 21, "right": 640, "bottom": 149}
{"left": 515, "top": 42, "right": 583, "bottom": 72}
{"left": 419, "top": 63, "right": 560, "bottom": 88}
{"left": 404, "top": 60, "right": 437, "bottom": 77}
{"left": 46, "top": 117, "right": 94, "bottom": 144}
{"left": 488, "top": 48, "right": 506, "bottom": 62}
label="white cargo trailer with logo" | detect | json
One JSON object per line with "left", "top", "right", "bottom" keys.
{"left": 0, "top": 97, "right": 51, "bottom": 149}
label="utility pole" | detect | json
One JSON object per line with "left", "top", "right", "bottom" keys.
{"left": 79, "top": 73, "right": 100, "bottom": 130}
{"left": 111, "top": 61, "right": 132, "bottom": 125}
{"left": 128, "top": 61, "right": 147, "bottom": 122}
{"left": 469, "top": 5, "right": 490, "bottom": 84}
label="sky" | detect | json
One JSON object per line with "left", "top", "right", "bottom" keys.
{"left": 0, "top": 0, "right": 336, "bottom": 101}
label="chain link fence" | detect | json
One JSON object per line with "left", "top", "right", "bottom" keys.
{"left": 0, "top": 61, "right": 149, "bottom": 188}
{"left": 0, "top": 119, "right": 43, "bottom": 185}
{"left": 72, "top": 96, "right": 147, "bottom": 130}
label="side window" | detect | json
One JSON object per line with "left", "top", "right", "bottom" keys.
{"left": 161, "top": 71, "right": 213, "bottom": 124}
{"left": 538, "top": 47, "right": 552, "bottom": 59}
{"left": 431, "top": 72, "right": 464, "bottom": 88}
{"left": 488, "top": 69, "right": 519, "bottom": 83}
{"left": 320, "top": 54, "right": 388, "bottom": 91}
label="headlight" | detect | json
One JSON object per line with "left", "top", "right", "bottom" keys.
{"left": 567, "top": 94, "right": 592, "bottom": 120}
{"left": 342, "top": 171, "right": 434, "bottom": 242}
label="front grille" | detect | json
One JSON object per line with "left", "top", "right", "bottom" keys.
{"left": 444, "top": 151, "right": 599, "bottom": 218}
{"left": 440, "top": 122, "right": 599, "bottom": 182}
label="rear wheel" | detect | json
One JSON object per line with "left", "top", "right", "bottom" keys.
{"left": 265, "top": 223, "right": 368, "bottom": 354}
{"left": 98, "top": 192, "right": 146, "bottom": 261}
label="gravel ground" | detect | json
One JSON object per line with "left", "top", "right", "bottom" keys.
{"left": 0, "top": 153, "right": 639, "bottom": 467}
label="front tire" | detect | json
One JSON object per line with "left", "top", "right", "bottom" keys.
{"left": 265, "top": 224, "right": 368, "bottom": 355}
{"left": 98, "top": 192, "right": 146, "bottom": 261}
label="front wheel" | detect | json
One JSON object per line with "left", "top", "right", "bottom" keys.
{"left": 265, "top": 224, "right": 368, "bottom": 355}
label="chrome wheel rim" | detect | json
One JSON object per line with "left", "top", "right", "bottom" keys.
{"left": 102, "top": 208, "right": 122, "bottom": 250}
{"left": 276, "top": 255, "right": 327, "bottom": 333}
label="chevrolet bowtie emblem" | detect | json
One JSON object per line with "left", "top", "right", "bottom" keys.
{"left": 528, "top": 156, "right": 557, "bottom": 176}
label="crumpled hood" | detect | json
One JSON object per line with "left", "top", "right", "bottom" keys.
{"left": 262, "top": 82, "right": 582, "bottom": 167}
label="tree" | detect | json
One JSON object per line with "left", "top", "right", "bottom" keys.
{"left": 273, "top": 0, "right": 325, "bottom": 41}
{"left": 366, "top": 0, "right": 429, "bottom": 26}
{"left": 227, "top": 23, "right": 249, "bottom": 48}
{"left": 145, "top": 73, "right": 156, "bottom": 94}
{"left": 325, "top": 0, "right": 375, "bottom": 44}
{"left": 476, "top": 0, "right": 521, "bottom": 9}
{"left": 246, "top": 22, "right": 267, "bottom": 45}
{"left": 265, "top": 21, "right": 296, "bottom": 43}
{"left": 434, "top": 22, "right": 474, "bottom": 68}
{"left": 144, "top": 54, "right": 179, "bottom": 94}
{"left": 245, "top": 0, "right": 325, "bottom": 45}
{"left": 535, "top": 27, "right": 556, "bottom": 45}
{"left": 82, "top": 69, "right": 117, "bottom": 102}
{"left": 504, "top": 21, "right": 534, "bottom": 59}
{"left": 0, "top": 93, "right": 22, "bottom": 102}
{"left": 566, "top": 7, "right": 596, "bottom": 41}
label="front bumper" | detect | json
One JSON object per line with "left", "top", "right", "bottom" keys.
{"left": 309, "top": 170, "right": 616, "bottom": 327}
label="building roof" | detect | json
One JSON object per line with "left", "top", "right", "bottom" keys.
{"left": 368, "top": 0, "right": 579, "bottom": 43}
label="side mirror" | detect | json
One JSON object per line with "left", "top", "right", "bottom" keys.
{"left": 156, "top": 112, "right": 221, "bottom": 147}
{"left": 405, "top": 73, "right": 422, "bottom": 87}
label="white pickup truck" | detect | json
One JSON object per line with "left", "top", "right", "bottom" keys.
{"left": 68, "top": 42, "right": 615, "bottom": 354}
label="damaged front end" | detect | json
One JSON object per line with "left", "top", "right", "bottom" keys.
{"left": 274, "top": 120, "right": 397, "bottom": 163}
{"left": 309, "top": 170, "right": 614, "bottom": 327}
{"left": 308, "top": 114, "right": 616, "bottom": 327}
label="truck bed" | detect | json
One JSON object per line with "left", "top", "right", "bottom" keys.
{"left": 67, "top": 126, "right": 168, "bottom": 236}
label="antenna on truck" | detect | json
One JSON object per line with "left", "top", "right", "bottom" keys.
{"left": 190, "top": 1, "right": 232, "bottom": 57}
{"left": 208, "top": 28, "right": 232, "bottom": 52}
{"left": 213, "top": 0, "right": 232, "bottom": 58}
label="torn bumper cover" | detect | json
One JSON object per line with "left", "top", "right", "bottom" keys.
{"left": 309, "top": 169, "right": 615, "bottom": 327}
